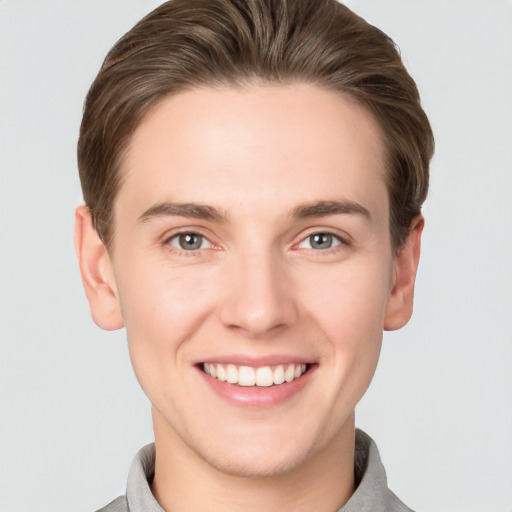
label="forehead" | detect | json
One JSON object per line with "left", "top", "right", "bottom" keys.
{"left": 118, "top": 83, "right": 388, "bottom": 223}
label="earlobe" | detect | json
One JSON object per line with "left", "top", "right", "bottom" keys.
{"left": 384, "top": 215, "right": 424, "bottom": 331}
{"left": 74, "top": 205, "right": 124, "bottom": 331}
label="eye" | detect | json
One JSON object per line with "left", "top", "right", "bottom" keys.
{"left": 299, "top": 233, "right": 342, "bottom": 250}
{"left": 168, "top": 232, "right": 212, "bottom": 251}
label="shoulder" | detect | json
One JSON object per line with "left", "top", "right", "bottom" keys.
{"left": 340, "top": 429, "right": 415, "bottom": 512}
{"left": 95, "top": 495, "right": 128, "bottom": 512}
{"left": 94, "top": 443, "right": 159, "bottom": 512}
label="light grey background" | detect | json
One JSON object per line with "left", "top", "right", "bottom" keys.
{"left": 1, "top": 1, "right": 511, "bottom": 511}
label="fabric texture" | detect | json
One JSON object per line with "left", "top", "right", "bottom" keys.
{"left": 96, "top": 429, "right": 413, "bottom": 512}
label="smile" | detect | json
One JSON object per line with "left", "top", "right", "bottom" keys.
{"left": 202, "top": 362, "right": 308, "bottom": 387}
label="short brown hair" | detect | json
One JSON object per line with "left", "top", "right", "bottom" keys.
{"left": 78, "top": 0, "right": 434, "bottom": 251}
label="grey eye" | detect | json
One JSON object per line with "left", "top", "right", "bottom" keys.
{"left": 309, "top": 233, "right": 334, "bottom": 250}
{"left": 171, "top": 233, "right": 206, "bottom": 250}
{"left": 302, "top": 233, "right": 341, "bottom": 251}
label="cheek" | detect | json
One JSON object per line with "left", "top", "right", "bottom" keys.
{"left": 300, "top": 259, "right": 392, "bottom": 339}
{"left": 114, "top": 259, "right": 220, "bottom": 375}
{"left": 298, "top": 258, "right": 392, "bottom": 391}
{"left": 117, "top": 257, "right": 219, "bottom": 331}
{"left": 116, "top": 261, "right": 222, "bottom": 411}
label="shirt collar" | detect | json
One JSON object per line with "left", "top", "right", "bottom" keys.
{"left": 124, "top": 429, "right": 413, "bottom": 512}
{"left": 126, "top": 443, "right": 162, "bottom": 512}
{"left": 338, "top": 429, "right": 413, "bottom": 511}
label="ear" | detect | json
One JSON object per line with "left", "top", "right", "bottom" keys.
{"left": 384, "top": 214, "right": 424, "bottom": 331}
{"left": 74, "top": 205, "right": 124, "bottom": 330}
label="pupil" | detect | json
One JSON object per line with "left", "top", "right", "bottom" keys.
{"left": 311, "top": 233, "right": 332, "bottom": 249}
{"left": 179, "top": 233, "right": 202, "bottom": 250}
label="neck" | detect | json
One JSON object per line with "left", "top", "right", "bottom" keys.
{"left": 151, "top": 409, "right": 356, "bottom": 512}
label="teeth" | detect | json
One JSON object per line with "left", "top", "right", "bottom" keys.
{"left": 202, "top": 362, "right": 308, "bottom": 387}
{"left": 217, "top": 365, "right": 227, "bottom": 382}
{"left": 273, "top": 365, "right": 285, "bottom": 385}
{"left": 226, "top": 364, "right": 238, "bottom": 384}
{"left": 256, "top": 366, "right": 273, "bottom": 387}
{"left": 284, "top": 365, "right": 295, "bottom": 382}
{"left": 239, "top": 366, "right": 255, "bottom": 386}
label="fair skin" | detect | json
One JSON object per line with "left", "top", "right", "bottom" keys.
{"left": 75, "top": 83, "right": 422, "bottom": 512}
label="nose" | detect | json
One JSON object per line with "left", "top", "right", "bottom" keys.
{"left": 219, "top": 247, "right": 298, "bottom": 338}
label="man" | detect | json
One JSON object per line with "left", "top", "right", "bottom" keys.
{"left": 74, "top": 0, "right": 434, "bottom": 510}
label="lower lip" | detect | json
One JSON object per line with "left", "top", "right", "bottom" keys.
{"left": 197, "top": 366, "right": 314, "bottom": 408}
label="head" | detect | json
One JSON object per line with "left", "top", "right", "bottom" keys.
{"left": 78, "top": 0, "right": 433, "bottom": 254}
{"left": 75, "top": 0, "right": 433, "bottom": 485}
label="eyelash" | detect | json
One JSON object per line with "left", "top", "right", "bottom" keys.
{"left": 163, "top": 229, "right": 349, "bottom": 257}
{"left": 163, "top": 230, "right": 216, "bottom": 256}
{"left": 294, "top": 232, "right": 347, "bottom": 252}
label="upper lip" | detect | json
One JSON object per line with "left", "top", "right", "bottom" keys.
{"left": 193, "top": 354, "right": 315, "bottom": 367}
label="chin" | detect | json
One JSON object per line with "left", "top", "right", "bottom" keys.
{"left": 199, "top": 443, "right": 311, "bottom": 479}
{"left": 187, "top": 420, "right": 330, "bottom": 479}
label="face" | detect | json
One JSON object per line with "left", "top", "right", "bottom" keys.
{"left": 82, "top": 84, "right": 413, "bottom": 477}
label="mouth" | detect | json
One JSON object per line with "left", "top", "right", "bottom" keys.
{"left": 201, "top": 362, "right": 309, "bottom": 387}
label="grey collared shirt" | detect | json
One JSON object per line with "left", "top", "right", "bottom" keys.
{"left": 96, "top": 429, "right": 414, "bottom": 512}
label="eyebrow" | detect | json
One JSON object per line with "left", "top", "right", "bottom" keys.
{"left": 138, "top": 199, "right": 371, "bottom": 224}
{"left": 290, "top": 200, "right": 371, "bottom": 221}
{"left": 138, "top": 202, "right": 228, "bottom": 223}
